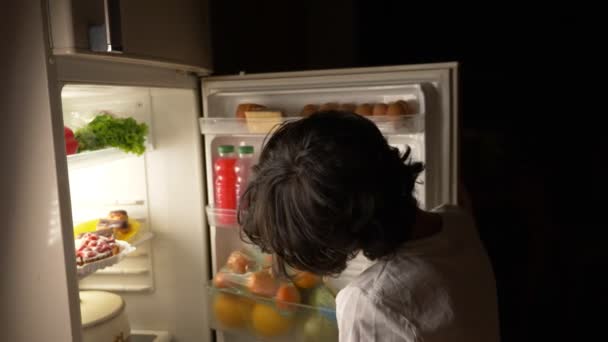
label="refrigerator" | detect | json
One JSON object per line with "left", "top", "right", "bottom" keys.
{"left": 7, "top": 5, "right": 458, "bottom": 341}
{"left": 55, "top": 59, "right": 458, "bottom": 342}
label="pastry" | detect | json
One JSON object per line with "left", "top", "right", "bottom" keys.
{"left": 108, "top": 210, "right": 128, "bottom": 221}
{"left": 75, "top": 233, "right": 119, "bottom": 266}
{"left": 96, "top": 210, "right": 129, "bottom": 237}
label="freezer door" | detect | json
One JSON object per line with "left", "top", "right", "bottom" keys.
{"left": 201, "top": 63, "right": 459, "bottom": 209}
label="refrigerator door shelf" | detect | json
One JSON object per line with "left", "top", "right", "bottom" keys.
{"left": 67, "top": 147, "right": 141, "bottom": 169}
{"left": 208, "top": 286, "right": 338, "bottom": 342}
{"left": 77, "top": 240, "right": 136, "bottom": 280}
{"left": 199, "top": 114, "right": 423, "bottom": 137}
{"left": 203, "top": 81, "right": 426, "bottom": 120}
{"left": 130, "top": 330, "right": 171, "bottom": 342}
{"left": 206, "top": 206, "right": 239, "bottom": 229}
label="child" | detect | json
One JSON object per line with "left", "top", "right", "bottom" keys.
{"left": 239, "top": 111, "right": 499, "bottom": 341}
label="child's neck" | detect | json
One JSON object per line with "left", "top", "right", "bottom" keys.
{"left": 409, "top": 208, "right": 443, "bottom": 241}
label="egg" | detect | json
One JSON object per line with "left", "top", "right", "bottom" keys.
{"left": 319, "top": 102, "right": 340, "bottom": 111}
{"left": 396, "top": 100, "right": 411, "bottom": 114}
{"left": 339, "top": 103, "right": 356, "bottom": 112}
{"left": 387, "top": 102, "right": 407, "bottom": 116}
{"left": 372, "top": 103, "right": 388, "bottom": 116}
{"left": 300, "top": 104, "right": 319, "bottom": 117}
{"left": 354, "top": 103, "right": 373, "bottom": 116}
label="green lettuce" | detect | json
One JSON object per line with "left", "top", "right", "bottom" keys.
{"left": 75, "top": 113, "right": 148, "bottom": 155}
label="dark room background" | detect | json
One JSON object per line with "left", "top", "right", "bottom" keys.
{"left": 209, "top": 2, "right": 602, "bottom": 341}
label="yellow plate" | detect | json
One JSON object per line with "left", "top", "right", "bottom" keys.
{"left": 74, "top": 218, "right": 141, "bottom": 242}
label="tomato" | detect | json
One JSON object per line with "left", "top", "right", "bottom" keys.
{"left": 64, "top": 126, "right": 78, "bottom": 155}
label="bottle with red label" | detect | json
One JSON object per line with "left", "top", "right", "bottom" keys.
{"left": 214, "top": 145, "right": 237, "bottom": 225}
{"left": 235, "top": 145, "right": 254, "bottom": 208}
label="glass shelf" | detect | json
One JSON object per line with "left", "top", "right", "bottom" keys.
{"left": 206, "top": 206, "right": 239, "bottom": 229}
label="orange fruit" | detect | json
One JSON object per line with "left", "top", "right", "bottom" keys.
{"left": 251, "top": 303, "right": 292, "bottom": 337}
{"left": 262, "top": 254, "right": 273, "bottom": 267}
{"left": 293, "top": 271, "right": 321, "bottom": 289}
{"left": 275, "top": 283, "right": 301, "bottom": 311}
{"left": 213, "top": 293, "right": 252, "bottom": 328}
{"left": 213, "top": 272, "right": 233, "bottom": 288}
{"left": 246, "top": 270, "right": 278, "bottom": 297}
{"left": 226, "top": 251, "right": 251, "bottom": 274}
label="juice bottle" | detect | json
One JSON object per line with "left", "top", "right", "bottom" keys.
{"left": 214, "top": 145, "right": 237, "bottom": 224}
{"left": 235, "top": 145, "right": 254, "bottom": 208}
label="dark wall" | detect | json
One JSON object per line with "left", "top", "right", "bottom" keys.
{"left": 209, "top": 2, "right": 603, "bottom": 341}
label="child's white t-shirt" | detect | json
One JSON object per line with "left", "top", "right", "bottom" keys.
{"left": 336, "top": 205, "right": 500, "bottom": 342}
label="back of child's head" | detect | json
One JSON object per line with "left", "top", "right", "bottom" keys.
{"left": 239, "top": 111, "right": 423, "bottom": 275}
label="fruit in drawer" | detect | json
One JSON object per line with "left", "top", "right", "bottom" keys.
{"left": 303, "top": 313, "right": 338, "bottom": 342}
{"left": 275, "top": 283, "right": 301, "bottom": 311}
{"left": 226, "top": 251, "right": 254, "bottom": 274}
{"left": 213, "top": 292, "right": 253, "bottom": 328}
{"left": 246, "top": 269, "right": 279, "bottom": 297}
{"left": 212, "top": 272, "right": 234, "bottom": 288}
{"left": 308, "top": 285, "right": 336, "bottom": 310}
{"left": 252, "top": 303, "right": 293, "bottom": 337}
{"left": 261, "top": 253, "right": 273, "bottom": 268}
{"left": 236, "top": 103, "right": 267, "bottom": 118}
{"left": 293, "top": 271, "right": 321, "bottom": 289}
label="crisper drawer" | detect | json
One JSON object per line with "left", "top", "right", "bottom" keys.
{"left": 208, "top": 286, "right": 338, "bottom": 342}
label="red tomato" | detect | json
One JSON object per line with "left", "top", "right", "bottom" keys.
{"left": 64, "top": 127, "right": 78, "bottom": 155}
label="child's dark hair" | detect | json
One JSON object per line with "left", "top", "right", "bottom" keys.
{"left": 238, "top": 111, "right": 423, "bottom": 276}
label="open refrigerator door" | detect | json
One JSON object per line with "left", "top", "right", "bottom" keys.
{"left": 200, "top": 63, "right": 458, "bottom": 342}
{"left": 56, "top": 57, "right": 211, "bottom": 342}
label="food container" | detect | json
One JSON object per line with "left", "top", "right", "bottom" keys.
{"left": 80, "top": 291, "right": 131, "bottom": 342}
{"left": 209, "top": 249, "right": 338, "bottom": 341}
{"left": 244, "top": 111, "right": 284, "bottom": 133}
{"left": 209, "top": 286, "right": 338, "bottom": 342}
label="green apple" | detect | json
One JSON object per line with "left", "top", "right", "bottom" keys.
{"left": 303, "top": 313, "right": 338, "bottom": 342}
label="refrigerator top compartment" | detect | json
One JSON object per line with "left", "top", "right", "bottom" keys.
{"left": 205, "top": 83, "right": 425, "bottom": 118}
{"left": 200, "top": 83, "right": 427, "bottom": 137}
